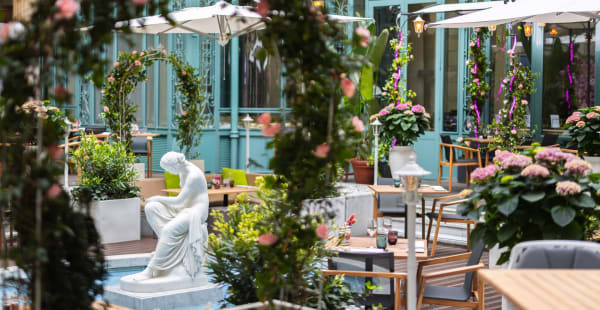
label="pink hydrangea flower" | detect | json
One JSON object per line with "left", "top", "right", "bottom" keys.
{"left": 54, "top": 0, "right": 80, "bottom": 20}
{"left": 379, "top": 109, "right": 389, "bottom": 117}
{"left": 565, "top": 159, "right": 592, "bottom": 176}
{"left": 107, "top": 76, "right": 115, "bottom": 83}
{"left": 314, "top": 143, "right": 330, "bottom": 158}
{"left": 576, "top": 121, "right": 586, "bottom": 128}
{"left": 341, "top": 78, "right": 356, "bottom": 98}
{"left": 566, "top": 112, "right": 582, "bottom": 124}
{"left": 396, "top": 103, "right": 409, "bottom": 110}
{"left": 473, "top": 78, "right": 479, "bottom": 83}
{"left": 502, "top": 154, "right": 532, "bottom": 169}
{"left": 47, "top": 184, "right": 62, "bottom": 199}
{"left": 485, "top": 164, "right": 500, "bottom": 174}
{"left": 352, "top": 116, "right": 364, "bottom": 132}
{"left": 355, "top": 26, "right": 370, "bottom": 47}
{"left": 521, "top": 164, "right": 550, "bottom": 178}
{"left": 494, "top": 150, "right": 513, "bottom": 163}
{"left": 316, "top": 224, "right": 329, "bottom": 239}
{"left": 257, "top": 112, "right": 272, "bottom": 125}
{"left": 556, "top": 181, "right": 582, "bottom": 196}
{"left": 471, "top": 166, "right": 495, "bottom": 182}
{"left": 411, "top": 104, "right": 425, "bottom": 113}
{"left": 586, "top": 112, "right": 599, "bottom": 119}
{"left": 535, "top": 148, "right": 569, "bottom": 163}
{"left": 258, "top": 233, "right": 278, "bottom": 246}
{"left": 404, "top": 110, "right": 414, "bottom": 115}
{"left": 261, "top": 123, "right": 281, "bottom": 137}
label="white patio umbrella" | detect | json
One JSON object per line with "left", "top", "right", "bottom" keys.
{"left": 118, "top": 1, "right": 374, "bottom": 46}
{"left": 428, "top": 0, "right": 600, "bottom": 28}
{"left": 413, "top": 1, "right": 505, "bottom": 15}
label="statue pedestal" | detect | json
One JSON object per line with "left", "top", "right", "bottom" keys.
{"left": 104, "top": 281, "right": 223, "bottom": 310}
{"left": 120, "top": 272, "right": 210, "bottom": 293}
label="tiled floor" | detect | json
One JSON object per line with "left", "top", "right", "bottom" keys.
{"left": 104, "top": 238, "right": 500, "bottom": 309}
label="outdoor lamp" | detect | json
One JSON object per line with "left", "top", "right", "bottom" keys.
{"left": 243, "top": 114, "right": 253, "bottom": 172}
{"left": 488, "top": 25, "right": 497, "bottom": 33}
{"left": 550, "top": 27, "right": 558, "bottom": 37}
{"left": 371, "top": 118, "right": 382, "bottom": 185}
{"left": 524, "top": 23, "right": 533, "bottom": 37}
{"left": 312, "top": 0, "right": 324, "bottom": 7}
{"left": 413, "top": 16, "right": 425, "bottom": 38}
{"left": 395, "top": 153, "right": 431, "bottom": 310}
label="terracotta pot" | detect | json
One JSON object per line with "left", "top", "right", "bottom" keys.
{"left": 351, "top": 159, "right": 374, "bottom": 185}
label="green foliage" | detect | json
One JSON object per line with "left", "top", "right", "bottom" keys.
{"left": 100, "top": 49, "right": 205, "bottom": 155}
{"left": 208, "top": 177, "right": 357, "bottom": 308}
{"left": 377, "top": 27, "right": 430, "bottom": 149}
{"left": 564, "top": 106, "right": 600, "bottom": 156}
{"left": 71, "top": 135, "right": 139, "bottom": 201}
{"left": 459, "top": 147, "right": 600, "bottom": 265}
{"left": 465, "top": 28, "right": 491, "bottom": 137}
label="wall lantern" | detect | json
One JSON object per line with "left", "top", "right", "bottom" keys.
{"left": 488, "top": 24, "right": 497, "bottom": 33}
{"left": 312, "top": 0, "right": 324, "bottom": 7}
{"left": 413, "top": 16, "right": 425, "bottom": 38}
{"left": 524, "top": 23, "right": 533, "bottom": 37}
{"left": 550, "top": 27, "right": 558, "bottom": 37}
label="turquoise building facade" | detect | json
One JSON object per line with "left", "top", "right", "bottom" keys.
{"left": 60, "top": 0, "right": 600, "bottom": 179}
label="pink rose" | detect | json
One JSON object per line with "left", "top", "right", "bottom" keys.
{"left": 47, "top": 184, "right": 62, "bottom": 199}
{"left": 54, "top": 0, "right": 80, "bottom": 20}
{"left": 469, "top": 42, "right": 475, "bottom": 47}
{"left": 181, "top": 111, "right": 187, "bottom": 116}
{"left": 473, "top": 78, "right": 479, "bottom": 83}
{"left": 53, "top": 85, "right": 69, "bottom": 100}
{"left": 457, "top": 137, "right": 463, "bottom": 143}
{"left": 518, "top": 84, "right": 523, "bottom": 89}
{"left": 466, "top": 122, "right": 471, "bottom": 128}
{"left": 381, "top": 92, "right": 388, "bottom": 96}
{"left": 135, "top": 60, "right": 141, "bottom": 66}
{"left": 257, "top": 0, "right": 269, "bottom": 18}
{"left": 258, "top": 233, "right": 278, "bottom": 246}
{"left": 257, "top": 112, "right": 272, "bottom": 126}
{"left": 315, "top": 224, "right": 328, "bottom": 239}
{"left": 140, "top": 52, "right": 145, "bottom": 56}
{"left": 511, "top": 129, "right": 517, "bottom": 134}
{"left": 163, "top": 49, "right": 167, "bottom": 55}
{"left": 103, "top": 106, "right": 109, "bottom": 112}
{"left": 521, "top": 100, "right": 528, "bottom": 105}
{"left": 132, "top": 50, "right": 137, "bottom": 55}
{"left": 107, "top": 76, "right": 115, "bottom": 83}
{"left": 352, "top": 116, "right": 364, "bottom": 132}
{"left": 0, "top": 23, "right": 10, "bottom": 41}
{"left": 261, "top": 123, "right": 281, "bottom": 137}
{"left": 114, "top": 61, "right": 119, "bottom": 67}
{"left": 130, "top": 0, "right": 148, "bottom": 5}
{"left": 355, "top": 26, "right": 370, "bottom": 47}
{"left": 576, "top": 121, "right": 586, "bottom": 128}
{"left": 181, "top": 71, "right": 187, "bottom": 76}
{"left": 314, "top": 143, "right": 330, "bottom": 158}
{"left": 341, "top": 78, "right": 356, "bottom": 98}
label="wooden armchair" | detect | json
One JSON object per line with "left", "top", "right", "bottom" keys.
{"left": 425, "top": 193, "right": 477, "bottom": 257}
{"left": 438, "top": 135, "right": 482, "bottom": 192}
{"left": 416, "top": 242, "right": 486, "bottom": 310}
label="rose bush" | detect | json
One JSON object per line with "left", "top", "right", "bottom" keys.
{"left": 564, "top": 106, "right": 600, "bottom": 156}
{"left": 459, "top": 146, "right": 600, "bottom": 264}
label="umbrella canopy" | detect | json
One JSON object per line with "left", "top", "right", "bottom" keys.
{"left": 118, "top": 1, "right": 263, "bottom": 46}
{"left": 429, "top": 0, "right": 600, "bottom": 28}
{"left": 413, "top": 1, "right": 505, "bottom": 15}
{"left": 118, "top": 1, "right": 374, "bottom": 46}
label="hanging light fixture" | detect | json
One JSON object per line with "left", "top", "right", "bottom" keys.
{"left": 523, "top": 23, "right": 533, "bottom": 37}
{"left": 413, "top": 15, "right": 425, "bottom": 38}
{"left": 488, "top": 24, "right": 497, "bottom": 33}
{"left": 550, "top": 27, "right": 558, "bottom": 37}
{"left": 312, "top": 0, "right": 324, "bottom": 7}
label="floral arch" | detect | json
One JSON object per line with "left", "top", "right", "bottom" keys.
{"left": 100, "top": 49, "right": 206, "bottom": 155}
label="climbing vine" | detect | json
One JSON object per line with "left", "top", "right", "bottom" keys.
{"left": 466, "top": 28, "right": 490, "bottom": 138}
{"left": 100, "top": 49, "right": 205, "bottom": 155}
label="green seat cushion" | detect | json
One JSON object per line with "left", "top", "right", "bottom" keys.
{"left": 222, "top": 168, "right": 248, "bottom": 186}
{"left": 164, "top": 171, "right": 180, "bottom": 197}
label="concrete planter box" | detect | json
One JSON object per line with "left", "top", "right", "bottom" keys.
{"left": 91, "top": 197, "right": 141, "bottom": 244}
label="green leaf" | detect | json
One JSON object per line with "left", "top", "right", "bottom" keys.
{"left": 497, "top": 225, "right": 517, "bottom": 242}
{"left": 551, "top": 206, "right": 576, "bottom": 227}
{"left": 359, "top": 65, "right": 374, "bottom": 101}
{"left": 498, "top": 195, "right": 519, "bottom": 216}
{"left": 569, "top": 194, "right": 596, "bottom": 208}
{"left": 368, "top": 29, "right": 389, "bottom": 70}
{"left": 521, "top": 191, "right": 545, "bottom": 203}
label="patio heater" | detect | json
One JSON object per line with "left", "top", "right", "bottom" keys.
{"left": 242, "top": 114, "right": 253, "bottom": 172}
{"left": 396, "top": 153, "right": 430, "bottom": 310}
{"left": 371, "top": 118, "right": 382, "bottom": 185}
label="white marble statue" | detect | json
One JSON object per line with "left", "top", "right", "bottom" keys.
{"left": 122, "top": 151, "right": 210, "bottom": 292}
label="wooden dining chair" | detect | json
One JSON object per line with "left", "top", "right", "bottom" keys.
{"left": 438, "top": 135, "right": 482, "bottom": 192}
{"left": 425, "top": 193, "right": 477, "bottom": 257}
{"left": 416, "top": 242, "right": 485, "bottom": 310}
{"left": 132, "top": 136, "right": 153, "bottom": 178}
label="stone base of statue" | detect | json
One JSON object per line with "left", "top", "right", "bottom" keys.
{"left": 119, "top": 269, "right": 210, "bottom": 293}
{"left": 105, "top": 279, "right": 223, "bottom": 310}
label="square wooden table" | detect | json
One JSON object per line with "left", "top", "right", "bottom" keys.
{"left": 463, "top": 137, "right": 494, "bottom": 144}
{"left": 161, "top": 186, "right": 258, "bottom": 204}
{"left": 368, "top": 185, "right": 449, "bottom": 237}
{"left": 478, "top": 269, "right": 600, "bottom": 310}
{"left": 330, "top": 236, "right": 428, "bottom": 259}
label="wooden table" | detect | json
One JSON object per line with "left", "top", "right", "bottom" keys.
{"left": 162, "top": 186, "right": 258, "bottom": 204}
{"left": 478, "top": 269, "right": 600, "bottom": 310}
{"left": 330, "top": 237, "right": 428, "bottom": 259}
{"left": 464, "top": 137, "right": 495, "bottom": 144}
{"left": 368, "top": 185, "right": 449, "bottom": 237}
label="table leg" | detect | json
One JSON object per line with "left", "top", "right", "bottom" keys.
{"left": 371, "top": 190, "right": 380, "bottom": 219}
{"left": 224, "top": 194, "right": 229, "bottom": 206}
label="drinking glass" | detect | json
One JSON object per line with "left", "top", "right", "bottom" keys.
{"left": 387, "top": 230, "right": 398, "bottom": 245}
{"left": 393, "top": 178, "right": 401, "bottom": 188}
{"left": 376, "top": 234, "right": 387, "bottom": 249}
{"left": 382, "top": 217, "right": 392, "bottom": 233}
{"left": 366, "top": 219, "right": 377, "bottom": 237}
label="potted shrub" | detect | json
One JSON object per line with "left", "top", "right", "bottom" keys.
{"left": 71, "top": 135, "right": 141, "bottom": 244}
{"left": 459, "top": 146, "right": 600, "bottom": 266}
{"left": 565, "top": 107, "right": 600, "bottom": 172}
{"left": 376, "top": 27, "right": 430, "bottom": 177}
